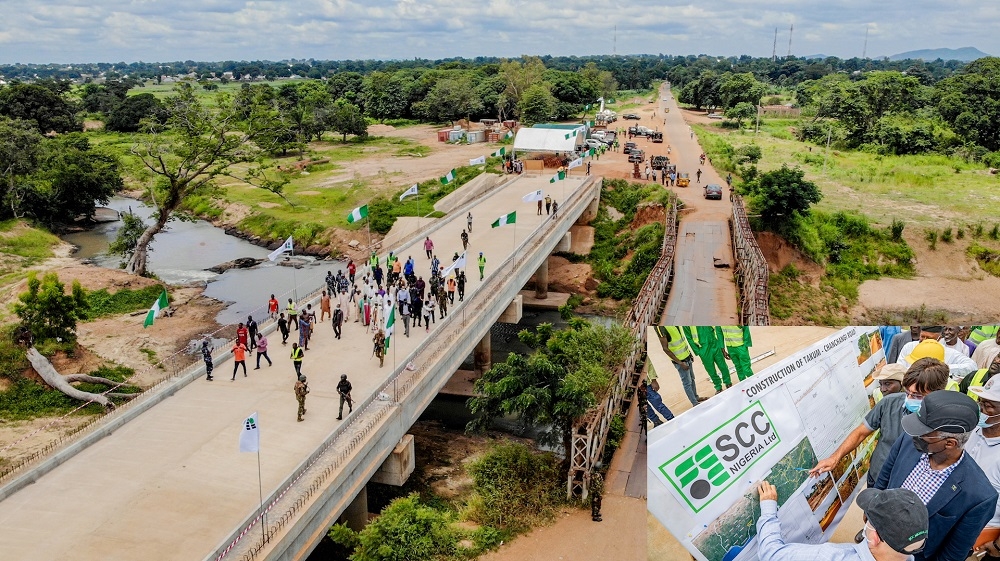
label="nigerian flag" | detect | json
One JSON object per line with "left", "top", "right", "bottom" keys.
{"left": 584, "top": 104, "right": 591, "bottom": 111}
{"left": 491, "top": 146, "right": 506, "bottom": 158}
{"left": 384, "top": 303, "right": 395, "bottom": 352}
{"left": 491, "top": 211, "right": 516, "bottom": 228}
{"left": 143, "top": 289, "right": 168, "bottom": 328}
{"left": 440, "top": 169, "right": 457, "bottom": 185}
{"left": 588, "top": 148, "right": 596, "bottom": 157}
{"left": 347, "top": 205, "right": 368, "bottom": 224}
{"left": 549, "top": 170, "right": 567, "bottom": 183}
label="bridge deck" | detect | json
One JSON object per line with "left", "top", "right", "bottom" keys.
{"left": 0, "top": 174, "right": 591, "bottom": 561}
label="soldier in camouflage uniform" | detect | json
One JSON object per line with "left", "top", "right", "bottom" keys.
{"left": 590, "top": 464, "right": 605, "bottom": 522}
{"left": 294, "top": 375, "right": 309, "bottom": 422}
{"left": 202, "top": 340, "right": 214, "bottom": 381}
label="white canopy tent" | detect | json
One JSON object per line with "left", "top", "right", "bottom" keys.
{"left": 512, "top": 127, "right": 583, "bottom": 153}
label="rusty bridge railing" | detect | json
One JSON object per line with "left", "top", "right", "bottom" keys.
{"left": 567, "top": 193, "right": 679, "bottom": 499}
{"left": 730, "top": 194, "right": 771, "bottom": 326}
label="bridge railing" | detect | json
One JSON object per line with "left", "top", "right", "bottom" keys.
{"left": 212, "top": 177, "right": 600, "bottom": 561}
{"left": 730, "top": 194, "right": 771, "bottom": 326}
{"left": 568, "top": 193, "right": 678, "bottom": 499}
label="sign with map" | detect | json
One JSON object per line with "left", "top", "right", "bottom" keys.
{"left": 648, "top": 327, "right": 885, "bottom": 561}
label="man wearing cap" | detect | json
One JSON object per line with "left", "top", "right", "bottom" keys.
{"left": 871, "top": 363, "right": 908, "bottom": 403}
{"left": 968, "top": 377, "right": 1000, "bottom": 559}
{"left": 756, "top": 480, "right": 927, "bottom": 561}
{"left": 874, "top": 390, "right": 998, "bottom": 561}
{"left": 812, "top": 359, "right": 951, "bottom": 489}
{"left": 896, "top": 327, "right": 978, "bottom": 381}
{"left": 336, "top": 374, "right": 353, "bottom": 420}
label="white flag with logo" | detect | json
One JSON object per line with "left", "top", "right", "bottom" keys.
{"left": 568, "top": 157, "right": 583, "bottom": 169}
{"left": 239, "top": 412, "right": 260, "bottom": 453}
{"left": 522, "top": 189, "right": 544, "bottom": 203}
{"left": 469, "top": 156, "right": 486, "bottom": 166}
{"left": 399, "top": 184, "right": 418, "bottom": 201}
{"left": 443, "top": 251, "right": 467, "bottom": 277}
{"left": 268, "top": 236, "right": 294, "bottom": 262}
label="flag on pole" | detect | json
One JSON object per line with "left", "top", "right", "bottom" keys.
{"left": 522, "top": 189, "right": 544, "bottom": 203}
{"left": 267, "top": 235, "right": 293, "bottom": 261}
{"left": 588, "top": 148, "right": 596, "bottom": 157}
{"left": 568, "top": 157, "right": 583, "bottom": 169}
{"left": 442, "top": 251, "right": 467, "bottom": 277}
{"left": 505, "top": 130, "right": 513, "bottom": 138}
{"left": 584, "top": 104, "right": 591, "bottom": 111}
{"left": 239, "top": 412, "right": 260, "bottom": 453}
{"left": 143, "top": 289, "right": 169, "bottom": 328}
{"left": 399, "top": 184, "right": 418, "bottom": 201}
{"left": 491, "top": 211, "right": 517, "bottom": 228}
{"left": 564, "top": 133, "right": 572, "bottom": 140}
{"left": 549, "top": 170, "right": 567, "bottom": 183}
{"left": 491, "top": 146, "right": 506, "bottom": 158}
{"left": 347, "top": 205, "right": 368, "bottom": 224}
{"left": 440, "top": 169, "right": 457, "bottom": 185}
{"left": 469, "top": 155, "right": 486, "bottom": 165}
{"left": 384, "top": 303, "right": 395, "bottom": 352}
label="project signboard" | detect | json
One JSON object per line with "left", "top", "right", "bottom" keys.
{"left": 647, "top": 326, "right": 886, "bottom": 561}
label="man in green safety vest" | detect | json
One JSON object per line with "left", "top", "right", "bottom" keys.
{"left": 962, "top": 353, "right": 1000, "bottom": 401}
{"left": 971, "top": 325, "right": 1000, "bottom": 345}
{"left": 655, "top": 326, "right": 704, "bottom": 407}
{"left": 720, "top": 325, "right": 754, "bottom": 381}
{"left": 683, "top": 326, "right": 732, "bottom": 394}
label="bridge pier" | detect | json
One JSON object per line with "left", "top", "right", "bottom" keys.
{"left": 474, "top": 333, "right": 491, "bottom": 375}
{"left": 342, "top": 487, "right": 368, "bottom": 532}
{"left": 577, "top": 192, "right": 600, "bottom": 225}
{"left": 370, "top": 434, "right": 415, "bottom": 486}
{"left": 534, "top": 260, "right": 549, "bottom": 299}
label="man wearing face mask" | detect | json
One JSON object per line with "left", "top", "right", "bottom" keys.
{"left": 967, "top": 377, "right": 1000, "bottom": 559}
{"left": 755, "top": 482, "right": 927, "bottom": 561}
{"left": 874, "top": 390, "right": 998, "bottom": 561}
{"left": 811, "top": 358, "right": 950, "bottom": 489}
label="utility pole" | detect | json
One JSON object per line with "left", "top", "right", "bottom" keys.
{"left": 787, "top": 24, "right": 793, "bottom": 58}
{"left": 772, "top": 28, "right": 778, "bottom": 62}
{"left": 862, "top": 24, "right": 870, "bottom": 59}
{"left": 613, "top": 25, "right": 617, "bottom": 57}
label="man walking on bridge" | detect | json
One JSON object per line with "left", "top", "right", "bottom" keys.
{"left": 424, "top": 236, "right": 434, "bottom": 259}
{"left": 478, "top": 252, "right": 486, "bottom": 281}
{"left": 295, "top": 375, "right": 309, "bottom": 422}
{"left": 337, "top": 374, "right": 353, "bottom": 420}
{"left": 721, "top": 325, "right": 754, "bottom": 381}
{"left": 202, "top": 340, "right": 214, "bottom": 381}
{"left": 290, "top": 342, "right": 304, "bottom": 377}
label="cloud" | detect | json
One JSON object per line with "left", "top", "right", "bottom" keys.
{"left": 0, "top": 0, "right": 996, "bottom": 63}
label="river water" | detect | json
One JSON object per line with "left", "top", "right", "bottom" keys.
{"left": 62, "top": 197, "right": 346, "bottom": 325}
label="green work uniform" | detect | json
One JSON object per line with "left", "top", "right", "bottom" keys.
{"left": 684, "top": 326, "right": 731, "bottom": 391}
{"left": 970, "top": 326, "right": 1000, "bottom": 344}
{"left": 478, "top": 255, "right": 486, "bottom": 280}
{"left": 721, "top": 325, "right": 753, "bottom": 381}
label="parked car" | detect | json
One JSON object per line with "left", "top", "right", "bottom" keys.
{"left": 628, "top": 150, "right": 645, "bottom": 163}
{"left": 623, "top": 113, "right": 641, "bottom": 120}
{"left": 651, "top": 155, "right": 670, "bottom": 170}
{"left": 650, "top": 131, "right": 663, "bottom": 143}
{"left": 707, "top": 113, "right": 723, "bottom": 119}
{"left": 585, "top": 139, "right": 604, "bottom": 150}
{"left": 623, "top": 142, "right": 637, "bottom": 154}
{"left": 704, "top": 184, "right": 723, "bottom": 200}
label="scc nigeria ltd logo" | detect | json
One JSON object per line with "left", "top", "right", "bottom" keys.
{"left": 658, "top": 401, "right": 780, "bottom": 513}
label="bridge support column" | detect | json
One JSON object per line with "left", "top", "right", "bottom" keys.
{"left": 370, "top": 434, "right": 415, "bottom": 486}
{"left": 535, "top": 260, "right": 549, "bottom": 299}
{"left": 343, "top": 486, "right": 368, "bottom": 532}
{"left": 474, "top": 333, "right": 491, "bottom": 375}
{"left": 555, "top": 232, "right": 572, "bottom": 253}
{"left": 577, "top": 194, "right": 600, "bottom": 225}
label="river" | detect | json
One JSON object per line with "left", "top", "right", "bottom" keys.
{"left": 62, "top": 197, "right": 346, "bottom": 325}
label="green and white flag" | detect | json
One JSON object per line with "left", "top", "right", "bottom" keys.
{"left": 584, "top": 104, "right": 591, "bottom": 111}
{"left": 347, "top": 205, "right": 369, "bottom": 223}
{"left": 440, "top": 169, "right": 457, "bottom": 184}
{"left": 384, "top": 303, "right": 395, "bottom": 352}
{"left": 549, "top": 170, "right": 566, "bottom": 183}
{"left": 143, "top": 289, "right": 168, "bottom": 328}
{"left": 588, "top": 148, "right": 596, "bottom": 157}
{"left": 564, "top": 133, "right": 572, "bottom": 140}
{"left": 239, "top": 412, "right": 260, "bottom": 453}
{"left": 505, "top": 130, "right": 513, "bottom": 138}
{"left": 399, "top": 184, "right": 418, "bottom": 201}
{"left": 568, "top": 157, "right": 583, "bottom": 169}
{"left": 491, "top": 211, "right": 516, "bottom": 228}
{"left": 491, "top": 146, "right": 506, "bottom": 158}
{"left": 469, "top": 155, "right": 486, "bottom": 165}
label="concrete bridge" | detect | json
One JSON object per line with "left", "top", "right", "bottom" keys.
{"left": 0, "top": 173, "right": 601, "bottom": 561}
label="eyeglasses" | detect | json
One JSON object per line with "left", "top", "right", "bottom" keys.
{"left": 905, "top": 390, "right": 926, "bottom": 399}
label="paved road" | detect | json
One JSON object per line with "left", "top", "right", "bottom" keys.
{"left": 0, "top": 174, "right": 590, "bottom": 561}
{"left": 654, "top": 85, "right": 740, "bottom": 324}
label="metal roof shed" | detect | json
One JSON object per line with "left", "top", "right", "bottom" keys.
{"left": 512, "top": 127, "right": 583, "bottom": 153}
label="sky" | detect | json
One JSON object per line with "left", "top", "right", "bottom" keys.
{"left": 0, "top": 0, "right": 997, "bottom": 64}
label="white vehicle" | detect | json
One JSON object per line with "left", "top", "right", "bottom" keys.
{"left": 584, "top": 139, "right": 604, "bottom": 150}
{"left": 591, "top": 130, "right": 607, "bottom": 140}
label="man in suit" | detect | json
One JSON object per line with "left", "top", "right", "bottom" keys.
{"left": 874, "top": 390, "right": 999, "bottom": 561}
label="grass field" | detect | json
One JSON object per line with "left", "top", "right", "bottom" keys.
{"left": 694, "top": 119, "right": 1000, "bottom": 229}
{"left": 0, "top": 220, "right": 61, "bottom": 287}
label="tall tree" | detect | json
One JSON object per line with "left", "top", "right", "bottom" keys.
{"left": 0, "top": 83, "right": 80, "bottom": 133}
{"left": 123, "top": 85, "right": 287, "bottom": 276}
{"left": 328, "top": 99, "right": 369, "bottom": 142}
{"left": 467, "top": 320, "right": 633, "bottom": 478}
{"left": 360, "top": 71, "right": 408, "bottom": 122}
{"left": 518, "top": 84, "right": 557, "bottom": 126}
{"left": 743, "top": 164, "right": 822, "bottom": 235}
{"left": 498, "top": 56, "right": 547, "bottom": 120}
{"left": 414, "top": 74, "right": 484, "bottom": 123}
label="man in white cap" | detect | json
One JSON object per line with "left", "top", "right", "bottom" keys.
{"left": 968, "top": 377, "right": 1000, "bottom": 559}
{"left": 871, "top": 363, "right": 908, "bottom": 403}
{"left": 756, "top": 481, "right": 927, "bottom": 561}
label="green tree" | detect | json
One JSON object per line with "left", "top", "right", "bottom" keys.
{"left": 360, "top": 71, "right": 409, "bottom": 122}
{"left": 105, "top": 93, "right": 166, "bottom": 133}
{"left": 518, "top": 84, "right": 557, "bottom": 126}
{"left": 744, "top": 164, "right": 822, "bottom": 234}
{"left": 499, "top": 57, "right": 547, "bottom": 120}
{"left": 0, "top": 83, "right": 80, "bottom": 133}
{"left": 725, "top": 102, "right": 757, "bottom": 129}
{"left": 0, "top": 118, "right": 44, "bottom": 216}
{"left": 327, "top": 71, "right": 365, "bottom": 106}
{"left": 328, "top": 99, "right": 369, "bottom": 142}
{"left": 122, "top": 85, "right": 288, "bottom": 276}
{"left": 467, "top": 320, "right": 634, "bottom": 479}
{"left": 718, "top": 72, "right": 768, "bottom": 109}
{"left": 678, "top": 71, "right": 721, "bottom": 111}
{"left": 936, "top": 57, "right": 1000, "bottom": 151}
{"left": 414, "top": 74, "right": 484, "bottom": 123}
{"left": 14, "top": 272, "right": 89, "bottom": 344}
{"left": 23, "top": 133, "right": 123, "bottom": 225}
{"left": 351, "top": 494, "right": 456, "bottom": 561}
